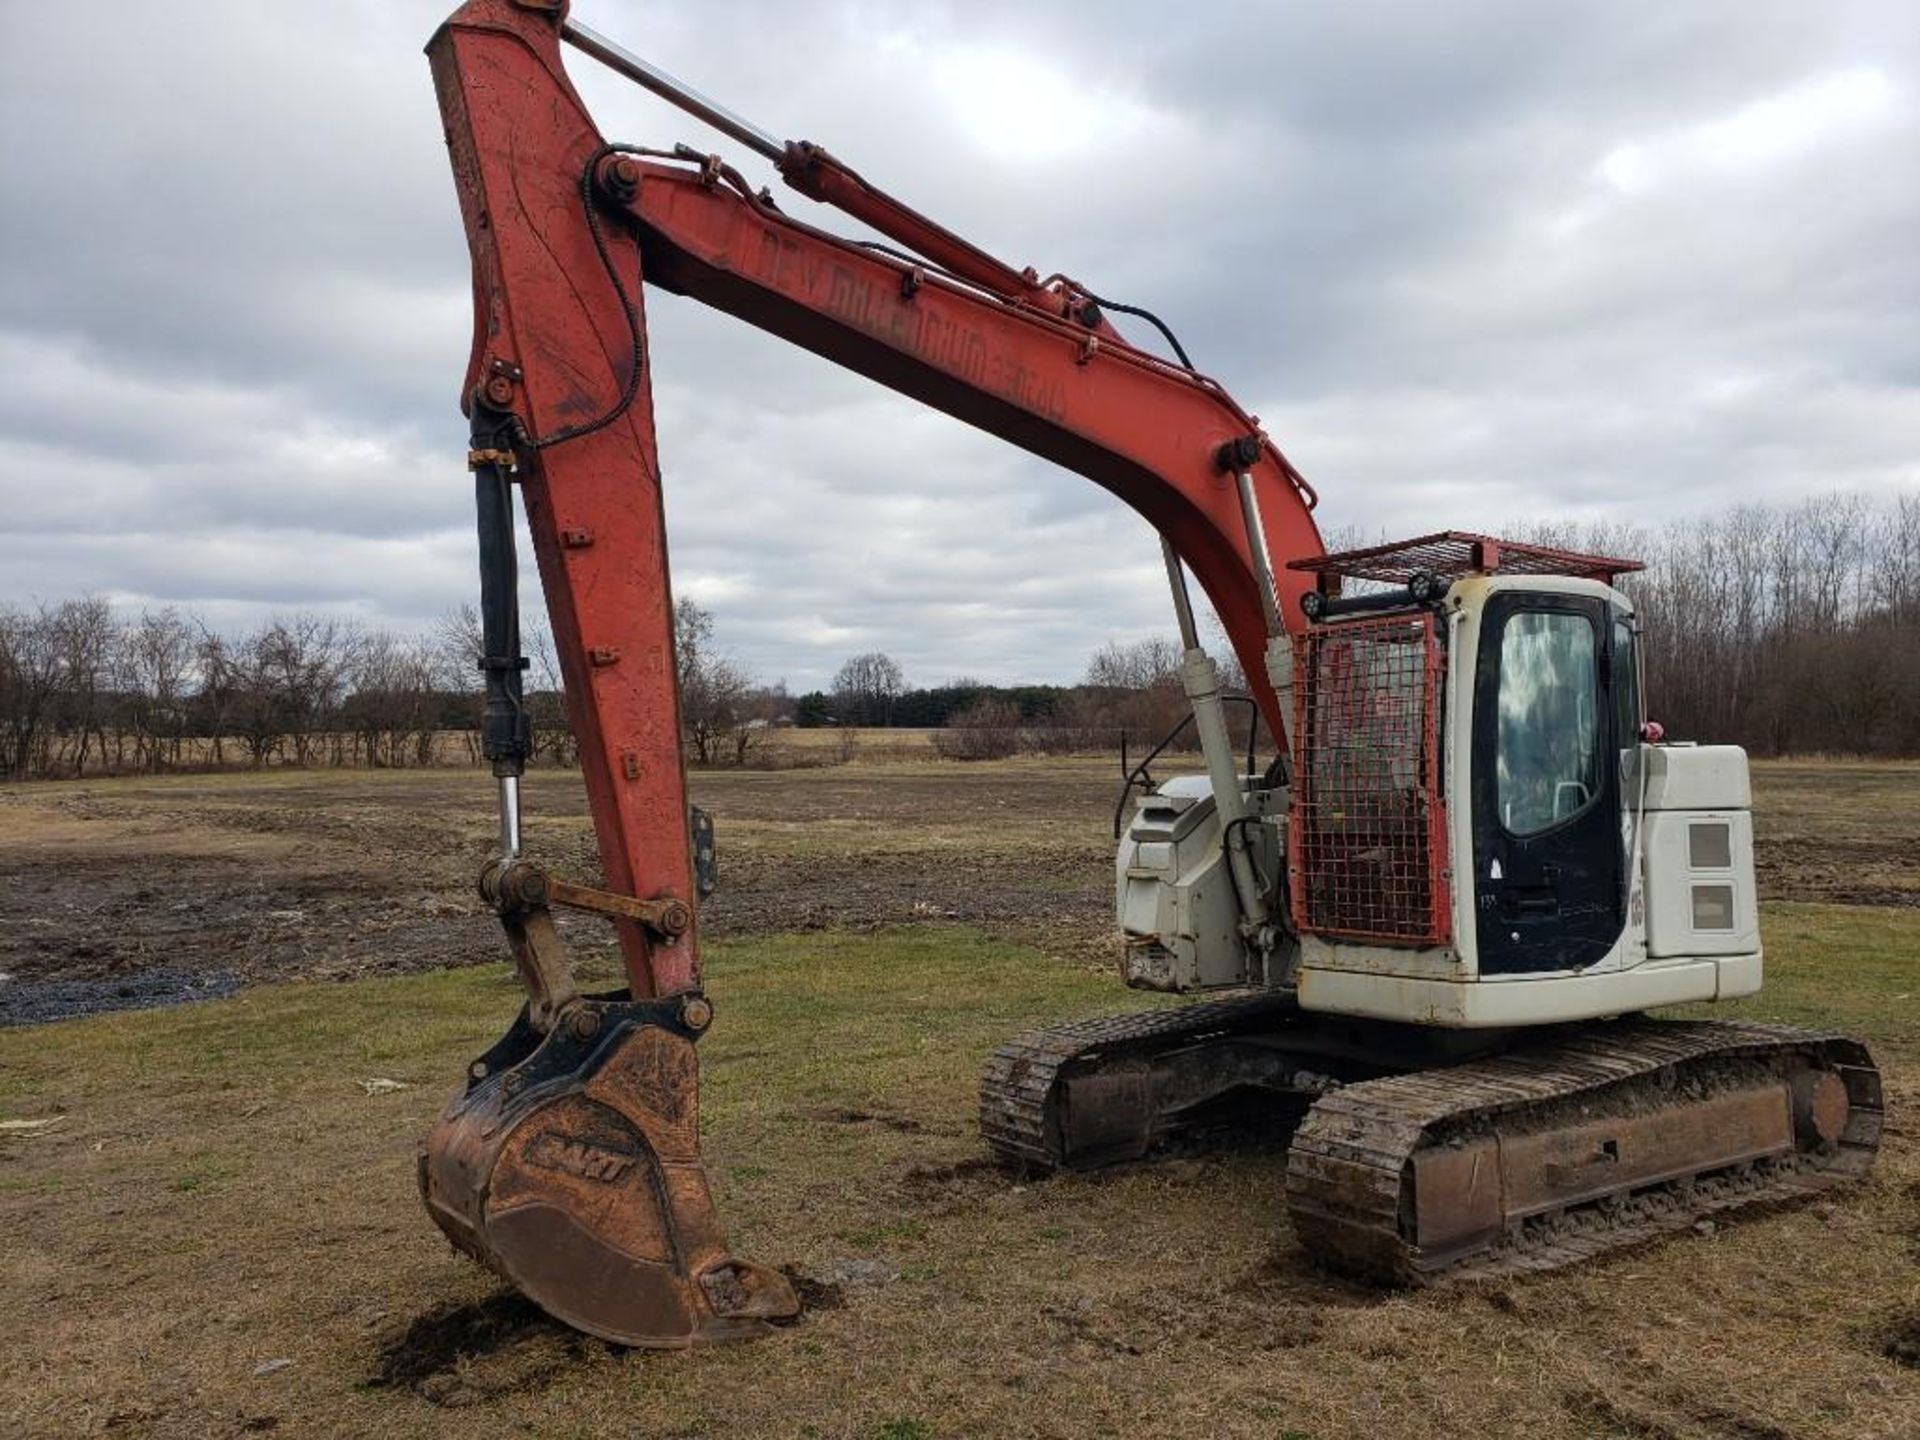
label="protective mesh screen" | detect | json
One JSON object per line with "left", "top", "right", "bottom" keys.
{"left": 1286, "top": 530, "right": 1642, "bottom": 585}
{"left": 1288, "top": 612, "right": 1451, "bottom": 946}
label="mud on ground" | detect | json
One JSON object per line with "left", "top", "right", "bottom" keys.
{"left": 2, "top": 757, "right": 1914, "bottom": 1023}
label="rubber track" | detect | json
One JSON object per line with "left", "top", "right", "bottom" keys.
{"left": 1285, "top": 1017, "right": 1883, "bottom": 1285}
{"left": 979, "top": 993, "right": 1297, "bottom": 1168}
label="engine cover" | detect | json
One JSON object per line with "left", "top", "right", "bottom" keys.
{"left": 1115, "top": 776, "right": 1280, "bottom": 992}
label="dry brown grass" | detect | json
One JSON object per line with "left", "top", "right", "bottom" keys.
{"left": 0, "top": 758, "right": 1915, "bottom": 1438}
{"left": 0, "top": 912, "right": 1915, "bottom": 1439}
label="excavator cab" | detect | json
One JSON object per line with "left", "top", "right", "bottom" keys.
{"left": 1117, "top": 532, "right": 1766, "bottom": 1029}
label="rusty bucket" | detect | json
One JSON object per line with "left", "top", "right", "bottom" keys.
{"left": 419, "top": 989, "right": 799, "bottom": 1347}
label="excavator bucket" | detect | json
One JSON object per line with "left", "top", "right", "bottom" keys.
{"left": 419, "top": 865, "right": 798, "bottom": 1347}
{"left": 420, "top": 990, "right": 798, "bottom": 1346}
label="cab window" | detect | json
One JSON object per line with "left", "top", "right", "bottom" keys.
{"left": 1612, "top": 614, "right": 1641, "bottom": 784}
{"left": 1496, "top": 611, "right": 1600, "bottom": 835}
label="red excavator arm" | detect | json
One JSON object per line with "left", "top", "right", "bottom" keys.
{"left": 430, "top": 0, "right": 1324, "bottom": 999}
{"left": 418, "top": 0, "right": 1323, "bottom": 1347}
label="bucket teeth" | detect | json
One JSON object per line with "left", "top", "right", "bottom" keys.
{"left": 420, "top": 993, "right": 798, "bottom": 1347}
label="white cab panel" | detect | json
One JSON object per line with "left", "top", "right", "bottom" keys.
{"left": 1643, "top": 810, "right": 1760, "bottom": 957}
{"left": 1642, "top": 744, "right": 1752, "bottom": 810}
{"left": 1116, "top": 776, "right": 1270, "bottom": 991}
{"left": 1299, "top": 953, "right": 1760, "bottom": 1027}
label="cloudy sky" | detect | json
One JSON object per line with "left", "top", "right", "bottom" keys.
{"left": 2, "top": 1, "right": 1915, "bottom": 690}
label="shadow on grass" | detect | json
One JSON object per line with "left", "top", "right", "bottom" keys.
{"left": 370, "top": 1290, "right": 597, "bottom": 1401}
{"left": 1878, "top": 1308, "right": 1920, "bottom": 1369}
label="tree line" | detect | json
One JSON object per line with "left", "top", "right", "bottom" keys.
{"left": 762, "top": 493, "right": 1920, "bottom": 760}
{"left": 1, "top": 493, "right": 1913, "bottom": 780}
{"left": 1653, "top": 495, "right": 1919, "bottom": 754}
{"left": 1524, "top": 493, "right": 1919, "bottom": 757}
{"left": 0, "top": 601, "right": 495, "bottom": 778}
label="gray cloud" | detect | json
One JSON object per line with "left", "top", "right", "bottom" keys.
{"left": 2, "top": 0, "right": 1915, "bottom": 690}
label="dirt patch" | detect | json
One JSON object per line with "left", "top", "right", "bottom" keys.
{"left": 779, "top": 1265, "right": 847, "bottom": 1312}
{"left": 1564, "top": 1385, "right": 1692, "bottom": 1440}
{"left": 803, "top": 1104, "right": 927, "bottom": 1133}
{"left": 1751, "top": 761, "right": 1920, "bottom": 909}
{"left": 0, "top": 965, "right": 241, "bottom": 1026}
{"left": 0, "top": 844, "right": 498, "bottom": 1024}
{"left": 1755, "top": 834, "right": 1919, "bottom": 908}
{"left": 2, "top": 757, "right": 1914, "bottom": 1026}
{"left": 0, "top": 763, "right": 1134, "bottom": 1024}
{"left": 900, "top": 1156, "right": 1002, "bottom": 1191}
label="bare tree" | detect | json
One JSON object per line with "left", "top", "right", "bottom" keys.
{"left": 213, "top": 628, "right": 288, "bottom": 769}
{"left": 124, "top": 608, "right": 195, "bottom": 772}
{"left": 676, "top": 598, "right": 753, "bottom": 765}
{"left": 190, "top": 616, "right": 353, "bottom": 769}
{"left": 1083, "top": 637, "right": 1180, "bottom": 691}
{"left": 191, "top": 626, "right": 239, "bottom": 767}
{"left": 433, "top": 603, "right": 487, "bottom": 763}
{"left": 1869, "top": 493, "right": 1920, "bottom": 618}
{"left": 51, "top": 597, "right": 118, "bottom": 775}
{"left": 731, "top": 681, "right": 789, "bottom": 765}
{"left": 345, "top": 630, "right": 441, "bottom": 767}
{"left": 932, "top": 697, "right": 1022, "bottom": 760}
{"left": 0, "top": 604, "right": 62, "bottom": 778}
{"left": 1081, "top": 635, "right": 1187, "bottom": 749}
{"left": 831, "top": 650, "right": 905, "bottom": 727}
{"left": 524, "top": 622, "right": 577, "bottom": 767}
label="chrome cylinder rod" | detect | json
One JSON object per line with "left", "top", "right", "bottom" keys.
{"left": 1160, "top": 539, "right": 1270, "bottom": 938}
{"left": 498, "top": 773, "right": 523, "bottom": 860}
{"left": 562, "top": 18, "right": 785, "bottom": 163}
{"left": 1162, "top": 539, "right": 1202, "bottom": 651}
{"left": 1232, "top": 469, "right": 1284, "bottom": 637}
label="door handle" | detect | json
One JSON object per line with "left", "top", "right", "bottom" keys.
{"left": 1501, "top": 889, "right": 1559, "bottom": 919}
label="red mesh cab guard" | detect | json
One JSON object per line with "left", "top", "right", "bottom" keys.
{"left": 1288, "top": 612, "right": 1451, "bottom": 947}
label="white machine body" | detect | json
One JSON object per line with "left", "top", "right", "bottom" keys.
{"left": 1115, "top": 573, "right": 1763, "bottom": 1028}
{"left": 1117, "top": 775, "right": 1281, "bottom": 991}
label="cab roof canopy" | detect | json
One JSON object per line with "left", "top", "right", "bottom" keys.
{"left": 1286, "top": 531, "right": 1644, "bottom": 587}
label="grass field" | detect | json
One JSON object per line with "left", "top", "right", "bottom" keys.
{"left": 1, "top": 758, "right": 1916, "bottom": 1438}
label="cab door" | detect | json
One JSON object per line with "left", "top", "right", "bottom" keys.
{"left": 1470, "top": 592, "right": 1626, "bottom": 974}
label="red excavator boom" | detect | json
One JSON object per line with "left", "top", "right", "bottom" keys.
{"left": 419, "top": 0, "right": 1328, "bottom": 1346}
